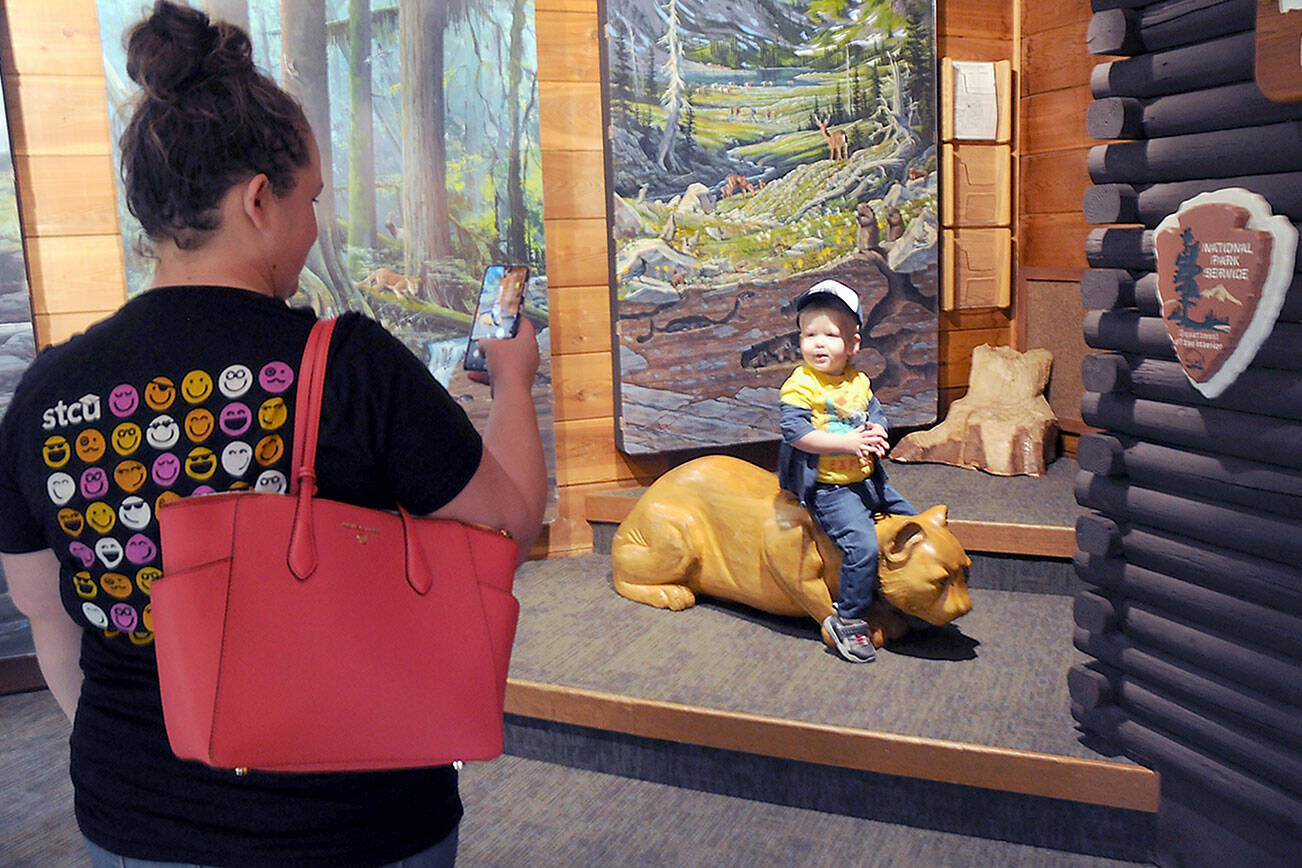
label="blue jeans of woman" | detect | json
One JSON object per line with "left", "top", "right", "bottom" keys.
{"left": 808, "top": 477, "right": 916, "bottom": 621}
{"left": 85, "top": 826, "right": 459, "bottom": 868}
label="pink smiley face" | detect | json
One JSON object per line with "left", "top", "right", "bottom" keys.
{"left": 151, "top": 453, "right": 181, "bottom": 487}
{"left": 258, "top": 361, "right": 294, "bottom": 394}
{"left": 80, "top": 467, "right": 109, "bottom": 499}
{"left": 110, "top": 603, "right": 138, "bottom": 632}
{"left": 109, "top": 384, "right": 139, "bottom": 418}
{"left": 124, "top": 534, "right": 158, "bottom": 565}
{"left": 218, "top": 402, "right": 252, "bottom": 436}
{"left": 69, "top": 541, "right": 95, "bottom": 568}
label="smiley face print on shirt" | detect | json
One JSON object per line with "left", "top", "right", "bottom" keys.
{"left": 36, "top": 358, "right": 296, "bottom": 639}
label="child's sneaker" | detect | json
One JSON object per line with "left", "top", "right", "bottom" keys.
{"left": 822, "top": 615, "right": 877, "bottom": 663}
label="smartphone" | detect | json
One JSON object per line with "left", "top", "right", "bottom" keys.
{"left": 464, "top": 265, "right": 530, "bottom": 372}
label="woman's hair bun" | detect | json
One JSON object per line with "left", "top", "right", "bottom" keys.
{"left": 125, "top": 0, "right": 253, "bottom": 101}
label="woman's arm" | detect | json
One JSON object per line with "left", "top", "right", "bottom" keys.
{"left": 2, "top": 549, "right": 81, "bottom": 721}
{"left": 428, "top": 318, "right": 547, "bottom": 561}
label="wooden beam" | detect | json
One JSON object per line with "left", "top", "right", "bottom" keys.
{"left": 504, "top": 679, "right": 1160, "bottom": 813}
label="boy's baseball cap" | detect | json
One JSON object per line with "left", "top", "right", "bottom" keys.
{"left": 794, "top": 279, "right": 864, "bottom": 327}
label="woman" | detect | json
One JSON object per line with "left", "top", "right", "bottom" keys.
{"left": 0, "top": 2, "right": 546, "bottom": 865}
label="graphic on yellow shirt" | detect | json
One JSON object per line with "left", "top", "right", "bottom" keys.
{"left": 780, "top": 364, "right": 876, "bottom": 484}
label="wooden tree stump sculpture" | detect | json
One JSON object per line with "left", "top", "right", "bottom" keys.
{"left": 890, "top": 344, "right": 1058, "bottom": 476}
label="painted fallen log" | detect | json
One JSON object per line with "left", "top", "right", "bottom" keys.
{"left": 1088, "top": 121, "right": 1302, "bottom": 184}
{"left": 1070, "top": 668, "right": 1302, "bottom": 797}
{"left": 1068, "top": 548, "right": 1302, "bottom": 657}
{"left": 1086, "top": 227, "right": 1154, "bottom": 270}
{"left": 1087, "top": 82, "right": 1302, "bottom": 140}
{"left": 1076, "top": 430, "right": 1302, "bottom": 517}
{"left": 1080, "top": 353, "right": 1302, "bottom": 422}
{"left": 1083, "top": 310, "right": 1302, "bottom": 370}
{"left": 1080, "top": 270, "right": 1302, "bottom": 322}
{"left": 1073, "top": 627, "right": 1301, "bottom": 746}
{"left": 1075, "top": 544, "right": 1302, "bottom": 620}
{"left": 1073, "top": 698, "right": 1302, "bottom": 835}
{"left": 1082, "top": 172, "right": 1302, "bottom": 226}
{"left": 1087, "top": 0, "right": 1255, "bottom": 56}
{"left": 1072, "top": 595, "right": 1302, "bottom": 705}
{"left": 1090, "top": 31, "right": 1254, "bottom": 99}
{"left": 1075, "top": 472, "right": 1302, "bottom": 561}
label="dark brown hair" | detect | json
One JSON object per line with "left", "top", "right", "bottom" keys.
{"left": 120, "top": 0, "right": 311, "bottom": 250}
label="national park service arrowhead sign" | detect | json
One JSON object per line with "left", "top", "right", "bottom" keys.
{"left": 1154, "top": 188, "right": 1298, "bottom": 399}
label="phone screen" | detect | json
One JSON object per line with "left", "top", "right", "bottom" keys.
{"left": 465, "top": 265, "right": 530, "bottom": 371}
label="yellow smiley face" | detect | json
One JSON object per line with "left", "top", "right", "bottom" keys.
{"left": 111, "top": 421, "right": 142, "bottom": 456}
{"left": 42, "top": 435, "right": 71, "bottom": 469}
{"left": 141, "top": 603, "right": 154, "bottom": 632}
{"left": 144, "top": 376, "right": 176, "bottom": 411}
{"left": 155, "top": 490, "right": 181, "bottom": 513}
{"left": 184, "top": 408, "right": 215, "bottom": 443}
{"left": 258, "top": 396, "right": 288, "bottom": 431}
{"left": 129, "top": 631, "right": 154, "bottom": 646}
{"left": 114, "top": 460, "right": 148, "bottom": 494}
{"left": 101, "top": 572, "right": 133, "bottom": 599}
{"left": 255, "top": 434, "right": 285, "bottom": 467}
{"left": 136, "top": 566, "right": 162, "bottom": 596}
{"left": 181, "top": 370, "right": 213, "bottom": 404}
{"left": 57, "top": 507, "right": 85, "bottom": 537}
{"left": 85, "top": 502, "right": 116, "bottom": 534}
{"left": 185, "top": 446, "right": 217, "bottom": 481}
{"left": 75, "top": 429, "right": 107, "bottom": 463}
{"left": 73, "top": 571, "right": 97, "bottom": 599}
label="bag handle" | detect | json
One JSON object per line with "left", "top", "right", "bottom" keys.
{"left": 286, "top": 318, "right": 336, "bottom": 580}
{"left": 285, "top": 318, "right": 433, "bottom": 593}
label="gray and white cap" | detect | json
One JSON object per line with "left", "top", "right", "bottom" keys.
{"left": 794, "top": 279, "right": 864, "bottom": 327}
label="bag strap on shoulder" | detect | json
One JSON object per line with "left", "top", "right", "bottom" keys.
{"left": 289, "top": 318, "right": 337, "bottom": 497}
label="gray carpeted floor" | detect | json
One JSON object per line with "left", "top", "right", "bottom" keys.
{"left": 1, "top": 689, "right": 1148, "bottom": 867}
{"left": 878, "top": 456, "right": 1083, "bottom": 527}
{"left": 510, "top": 554, "right": 1107, "bottom": 761}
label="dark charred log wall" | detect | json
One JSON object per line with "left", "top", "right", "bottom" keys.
{"left": 1072, "top": 1, "right": 1301, "bottom": 864}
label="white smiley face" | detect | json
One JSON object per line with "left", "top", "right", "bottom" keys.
{"left": 146, "top": 415, "right": 180, "bottom": 450}
{"left": 82, "top": 601, "right": 109, "bottom": 629}
{"left": 218, "top": 364, "right": 253, "bottom": 399}
{"left": 221, "top": 441, "right": 253, "bottom": 477}
{"left": 47, "top": 472, "right": 76, "bottom": 506}
{"left": 118, "top": 496, "right": 152, "bottom": 531}
{"left": 254, "top": 469, "right": 287, "bottom": 494}
{"left": 95, "top": 537, "right": 124, "bottom": 569}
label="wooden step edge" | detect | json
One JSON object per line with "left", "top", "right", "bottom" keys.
{"left": 585, "top": 492, "right": 1077, "bottom": 559}
{"left": 505, "top": 678, "right": 1160, "bottom": 814}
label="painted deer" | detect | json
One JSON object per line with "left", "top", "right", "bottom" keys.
{"left": 816, "top": 116, "right": 848, "bottom": 161}
{"left": 721, "top": 173, "right": 754, "bottom": 198}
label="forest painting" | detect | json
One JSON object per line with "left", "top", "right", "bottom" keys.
{"left": 94, "top": 0, "right": 552, "bottom": 467}
{"left": 604, "top": 0, "right": 938, "bottom": 455}
{"left": 0, "top": 93, "right": 35, "bottom": 424}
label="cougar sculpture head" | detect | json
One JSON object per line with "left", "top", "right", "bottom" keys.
{"left": 875, "top": 505, "right": 972, "bottom": 626}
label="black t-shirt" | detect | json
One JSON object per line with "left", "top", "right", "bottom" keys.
{"left": 0, "top": 286, "right": 482, "bottom": 865}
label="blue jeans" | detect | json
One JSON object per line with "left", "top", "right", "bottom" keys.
{"left": 808, "top": 477, "right": 916, "bottom": 620}
{"left": 85, "top": 826, "right": 459, "bottom": 868}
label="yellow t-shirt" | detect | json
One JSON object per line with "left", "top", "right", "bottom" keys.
{"left": 779, "top": 364, "right": 875, "bottom": 484}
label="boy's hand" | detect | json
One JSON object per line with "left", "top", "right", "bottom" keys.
{"left": 862, "top": 422, "right": 889, "bottom": 458}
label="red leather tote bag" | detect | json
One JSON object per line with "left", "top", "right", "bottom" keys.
{"left": 153, "top": 318, "right": 519, "bottom": 772}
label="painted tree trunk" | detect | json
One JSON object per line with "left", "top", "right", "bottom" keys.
{"left": 347, "top": 0, "right": 377, "bottom": 258}
{"left": 401, "top": 0, "right": 453, "bottom": 306}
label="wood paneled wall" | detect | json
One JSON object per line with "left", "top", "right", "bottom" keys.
{"left": 0, "top": 0, "right": 126, "bottom": 347}
{"left": 2, "top": 1, "right": 1056, "bottom": 556}
{"left": 1018, "top": 1, "right": 1099, "bottom": 439}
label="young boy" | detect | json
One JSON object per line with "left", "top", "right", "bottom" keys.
{"left": 777, "top": 279, "right": 917, "bottom": 663}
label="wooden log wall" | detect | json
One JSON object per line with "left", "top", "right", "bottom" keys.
{"left": 1071, "top": 0, "right": 1301, "bottom": 861}
{"left": 0, "top": 0, "right": 1024, "bottom": 557}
